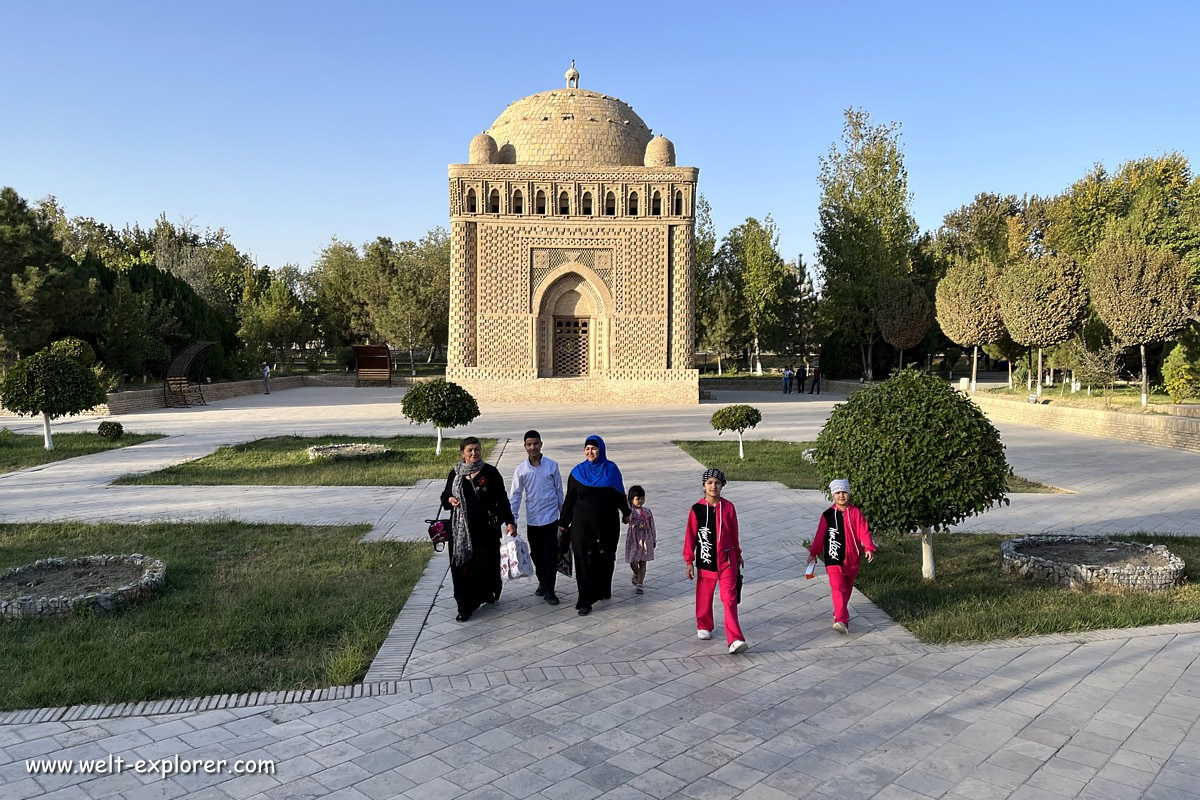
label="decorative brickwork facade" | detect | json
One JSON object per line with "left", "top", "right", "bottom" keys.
{"left": 446, "top": 65, "right": 699, "bottom": 404}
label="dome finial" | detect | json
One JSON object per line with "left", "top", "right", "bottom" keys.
{"left": 565, "top": 59, "right": 580, "bottom": 89}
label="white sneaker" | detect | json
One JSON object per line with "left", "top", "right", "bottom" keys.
{"left": 832, "top": 621, "right": 847, "bottom": 634}
{"left": 696, "top": 629, "right": 712, "bottom": 640}
{"left": 729, "top": 640, "right": 748, "bottom": 654}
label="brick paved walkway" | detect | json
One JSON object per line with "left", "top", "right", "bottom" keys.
{"left": 2, "top": 388, "right": 1200, "bottom": 798}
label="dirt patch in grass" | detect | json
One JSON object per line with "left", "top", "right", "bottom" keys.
{"left": 855, "top": 533, "right": 1200, "bottom": 644}
{"left": 0, "top": 562, "right": 144, "bottom": 601}
{"left": 1018, "top": 540, "right": 1171, "bottom": 568}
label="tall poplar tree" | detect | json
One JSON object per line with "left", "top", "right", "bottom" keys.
{"left": 816, "top": 109, "right": 917, "bottom": 379}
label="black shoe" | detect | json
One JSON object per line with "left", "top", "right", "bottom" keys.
{"left": 577, "top": 606, "right": 591, "bottom": 616}
{"left": 535, "top": 587, "right": 546, "bottom": 597}
{"left": 455, "top": 612, "right": 471, "bottom": 622}
{"left": 545, "top": 592, "right": 560, "bottom": 605}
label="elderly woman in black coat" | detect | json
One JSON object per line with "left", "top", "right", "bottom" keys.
{"left": 441, "top": 436, "right": 515, "bottom": 622}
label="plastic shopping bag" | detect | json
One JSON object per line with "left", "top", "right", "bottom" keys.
{"left": 501, "top": 535, "right": 530, "bottom": 581}
{"left": 514, "top": 535, "right": 536, "bottom": 578}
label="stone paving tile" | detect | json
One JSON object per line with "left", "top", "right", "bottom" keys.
{"left": 7, "top": 390, "right": 1200, "bottom": 798}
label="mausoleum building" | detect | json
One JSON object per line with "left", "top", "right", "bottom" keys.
{"left": 446, "top": 63, "right": 699, "bottom": 404}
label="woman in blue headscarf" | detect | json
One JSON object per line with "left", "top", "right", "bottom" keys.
{"left": 559, "top": 434, "right": 631, "bottom": 615}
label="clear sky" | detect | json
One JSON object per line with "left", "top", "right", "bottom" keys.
{"left": 5, "top": 1, "right": 1198, "bottom": 273}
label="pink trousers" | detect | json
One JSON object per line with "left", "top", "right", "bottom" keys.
{"left": 826, "top": 565, "right": 858, "bottom": 624}
{"left": 695, "top": 568, "right": 744, "bottom": 645}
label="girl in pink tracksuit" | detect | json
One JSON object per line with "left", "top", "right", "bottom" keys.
{"left": 807, "top": 479, "right": 875, "bottom": 634}
{"left": 683, "top": 468, "right": 748, "bottom": 655}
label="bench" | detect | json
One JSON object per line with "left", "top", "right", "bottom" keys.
{"left": 353, "top": 345, "right": 393, "bottom": 386}
{"left": 164, "top": 375, "right": 207, "bottom": 407}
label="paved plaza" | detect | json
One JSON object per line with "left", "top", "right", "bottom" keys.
{"left": 3, "top": 388, "right": 1200, "bottom": 799}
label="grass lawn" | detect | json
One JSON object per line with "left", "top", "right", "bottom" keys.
{"left": 114, "top": 435, "right": 496, "bottom": 486}
{"left": 0, "top": 522, "right": 431, "bottom": 711}
{"left": 0, "top": 429, "right": 163, "bottom": 475}
{"left": 673, "top": 440, "right": 1062, "bottom": 493}
{"left": 855, "top": 533, "right": 1200, "bottom": 644}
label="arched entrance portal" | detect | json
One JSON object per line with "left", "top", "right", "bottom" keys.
{"left": 534, "top": 270, "right": 610, "bottom": 378}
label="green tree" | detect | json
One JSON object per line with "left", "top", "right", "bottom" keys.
{"left": 401, "top": 379, "right": 481, "bottom": 455}
{"left": 310, "top": 238, "right": 369, "bottom": 347}
{"left": 1163, "top": 325, "right": 1200, "bottom": 403}
{"left": 710, "top": 404, "right": 762, "bottom": 460}
{"left": 0, "top": 350, "right": 107, "bottom": 450}
{"left": 700, "top": 285, "right": 747, "bottom": 374}
{"left": 816, "top": 108, "right": 917, "bottom": 379}
{"left": 935, "top": 259, "right": 1006, "bottom": 390}
{"left": 996, "top": 255, "right": 1087, "bottom": 396}
{"left": 238, "top": 279, "right": 308, "bottom": 369}
{"left": 49, "top": 337, "right": 96, "bottom": 367}
{"left": 1089, "top": 236, "right": 1193, "bottom": 406}
{"left": 939, "top": 193, "right": 1020, "bottom": 266}
{"left": 693, "top": 194, "right": 719, "bottom": 351}
{"left": 814, "top": 370, "right": 1009, "bottom": 580}
{"left": 876, "top": 276, "right": 931, "bottom": 371}
{"left": 714, "top": 217, "right": 788, "bottom": 373}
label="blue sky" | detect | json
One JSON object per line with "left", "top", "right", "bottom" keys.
{"left": 5, "top": 1, "right": 1198, "bottom": 273}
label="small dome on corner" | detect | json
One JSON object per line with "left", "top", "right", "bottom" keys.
{"left": 469, "top": 132, "right": 499, "bottom": 164}
{"left": 644, "top": 134, "right": 676, "bottom": 167}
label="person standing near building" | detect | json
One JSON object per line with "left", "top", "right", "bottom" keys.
{"left": 509, "top": 429, "right": 564, "bottom": 605}
{"left": 808, "top": 364, "right": 821, "bottom": 395}
{"left": 782, "top": 365, "right": 794, "bottom": 394}
{"left": 796, "top": 363, "right": 807, "bottom": 395}
{"left": 260, "top": 362, "right": 271, "bottom": 395}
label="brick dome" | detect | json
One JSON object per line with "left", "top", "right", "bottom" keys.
{"left": 468, "top": 132, "right": 498, "bottom": 164}
{"left": 487, "top": 89, "right": 653, "bottom": 167}
{"left": 644, "top": 134, "right": 676, "bottom": 167}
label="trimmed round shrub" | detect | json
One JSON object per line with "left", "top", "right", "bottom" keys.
{"left": 0, "top": 350, "right": 106, "bottom": 420}
{"left": 50, "top": 337, "right": 97, "bottom": 368}
{"left": 97, "top": 421, "right": 124, "bottom": 440}
{"left": 815, "top": 369, "right": 1009, "bottom": 535}
{"left": 401, "top": 379, "right": 480, "bottom": 455}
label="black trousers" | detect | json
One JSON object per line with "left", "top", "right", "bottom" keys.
{"left": 526, "top": 521, "right": 560, "bottom": 593}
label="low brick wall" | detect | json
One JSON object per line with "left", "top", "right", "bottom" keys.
{"left": 0, "top": 373, "right": 420, "bottom": 419}
{"left": 448, "top": 369, "right": 700, "bottom": 405}
{"left": 971, "top": 393, "right": 1200, "bottom": 454}
{"left": 699, "top": 377, "right": 864, "bottom": 395}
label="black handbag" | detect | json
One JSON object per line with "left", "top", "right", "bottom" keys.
{"left": 556, "top": 528, "right": 573, "bottom": 577}
{"left": 735, "top": 569, "right": 743, "bottom": 604}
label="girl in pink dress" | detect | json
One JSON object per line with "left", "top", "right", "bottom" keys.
{"left": 624, "top": 485, "right": 656, "bottom": 594}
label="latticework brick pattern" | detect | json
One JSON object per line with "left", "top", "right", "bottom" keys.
{"left": 671, "top": 223, "right": 696, "bottom": 369}
{"left": 448, "top": 221, "right": 477, "bottom": 368}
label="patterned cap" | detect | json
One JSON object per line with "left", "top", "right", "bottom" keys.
{"left": 829, "top": 479, "right": 851, "bottom": 495}
{"left": 703, "top": 468, "right": 727, "bottom": 486}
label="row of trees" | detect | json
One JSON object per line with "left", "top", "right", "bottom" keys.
{"left": 802, "top": 108, "right": 1200, "bottom": 405}
{"left": 932, "top": 156, "right": 1200, "bottom": 405}
{"left": 2, "top": 185, "right": 454, "bottom": 388}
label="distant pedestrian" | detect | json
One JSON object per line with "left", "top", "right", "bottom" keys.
{"left": 260, "top": 362, "right": 271, "bottom": 394}
{"left": 783, "top": 365, "right": 794, "bottom": 394}
{"left": 807, "top": 479, "right": 875, "bottom": 634}
{"left": 509, "top": 430, "right": 565, "bottom": 606}
{"left": 808, "top": 364, "right": 821, "bottom": 395}
{"left": 796, "top": 364, "right": 807, "bottom": 394}
{"left": 624, "top": 485, "right": 656, "bottom": 594}
{"left": 684, "top": 467, "right": 748, "bottom": 655}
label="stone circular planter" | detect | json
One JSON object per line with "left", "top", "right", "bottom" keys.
{"left": 306, "top": 443, "right": 390, "bottom": 461}
{"left": 1000, "top": 535, "right": 1184, "bottom": 592}
{"left": 0, "top": 554, "right": 167, "bottom": 621}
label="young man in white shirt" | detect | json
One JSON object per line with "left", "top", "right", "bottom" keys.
{"left": 509, "top": 429, "right": 565, "bottom": 605}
